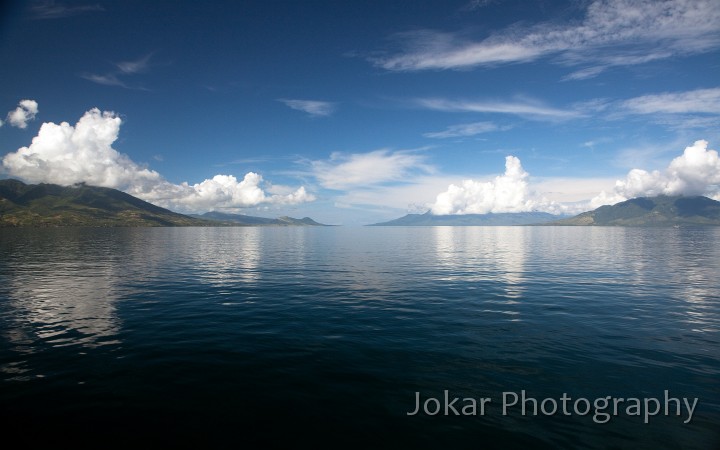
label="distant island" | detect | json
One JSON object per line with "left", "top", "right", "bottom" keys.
{"left": 0, "top": 179, "right": 326, "bottom": 227}
{"left": 369, "top": 211, "right": 561, "bottom": 226}
{"left": 549, "top": 195, "right": 720, "bottom": 226}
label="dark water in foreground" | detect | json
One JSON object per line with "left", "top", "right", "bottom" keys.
{"left": 0, "top": 227, "right": 718, "bottom": 449}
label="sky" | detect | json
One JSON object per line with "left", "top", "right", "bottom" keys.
{"left": 1, "top": 0, "right": 719, "bottom": 225}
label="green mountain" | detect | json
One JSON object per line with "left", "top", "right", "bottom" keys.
{"left": 369, "top": 211, "right": 561, "bottom": 226}
{"left": 193, "top": 211, "right": 327, "bottom": 226}
{"left": 0, "top": 179, "right": 208, "bottom": 227}
{"left": 551, "top": 195, "right": 720, "bottom": 226}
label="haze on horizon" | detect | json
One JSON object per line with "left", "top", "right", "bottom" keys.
{"left": 1, "top": 0, "right": 719, "bottom": 225}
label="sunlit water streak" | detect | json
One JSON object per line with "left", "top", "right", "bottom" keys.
{"left": 0, "top": 227, "right": 718, "bottom": 448}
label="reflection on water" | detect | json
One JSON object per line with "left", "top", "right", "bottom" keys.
{"left": 7, "top": 264, "right": 121, "bottom": 348}
{"left": 0, "top": 226, "right": 718, "bottom": 448}
{"left": 189, "top": 228, "right": 262, "bottom": 285}
{"left": 433, "top": 226, "right": 527, "bottom": 299}
{"left": 0, "top": 230, "right": 127, "bottom": 353}
{"left": 613, "top": 227, "right": 720, "bottom": 327}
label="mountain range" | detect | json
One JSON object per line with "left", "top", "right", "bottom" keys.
{"left": 0, "top": 180, "right": 325, "bottom": 227}
{"left": 3, "top": 179, "right": 719, "bottom": 227}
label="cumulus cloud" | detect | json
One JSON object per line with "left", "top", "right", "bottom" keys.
{"left": 279, "top": 99, "right": 336, "bottom": 117}
{"left": 5, "top": 100, "right": 39, "bottom": 129}
{"left": 423, "top": 121, "right": 501, "bottom": 138}
{"left": 137, "top": 173, "right": 314, "bottom": 212}
{"left": 590, "top": 140, "right": 720, "bottom": 207}
{"left": 311, "top": 149, "right": 432, "bottom": 190}
{"left": 1, "top": 108, "right": 314, "bottom": 212}
{"left": 430, "top": 156, "right": 564, "bottom": 215}
{"left": 371, "top": 0, "right": 720, "bottom": 75}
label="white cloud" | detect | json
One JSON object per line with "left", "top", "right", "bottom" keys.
{"left": 430, "top": 156, "right": 566, "bottom": 215}
{"left": 423, "top": 121, "right": 501, "bottom": 138}
{"left": 1, "top": 108, "right": 314, "bottom": 212}
{"left": 416, "top": 97, "right": 579, "bottom": 120}
{"left": 621, "top": 88, "right": 720, "bottom": 115}
{"left": 279, "top": 99, "right": 336, "bottom": 117}
{"left": 371, "top": 0, "right": 720, "bottom": 74}
{"left": 591, "top": 139, "right": 720, "bottom": 207}
{"left": 5, "top": 100, "right": 39, "bottom": 129}
{"left": 310, "top": 149, "right": 432, "bottom": 190}
{"left": 138, "top": 173, "right": 314, "bottom": 212}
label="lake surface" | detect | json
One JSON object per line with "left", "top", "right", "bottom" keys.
{"left": 1, "top": 227, "right": 718, "bottom": 448}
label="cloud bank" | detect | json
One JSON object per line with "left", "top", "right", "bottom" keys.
{"left": 372, "top": 0, "right": 720, "bottom": 76}
{"left": 4, "top": 100, "right": 39, "bottom": 129}
{"left": 430, "top": 156, "right": 563, "bottom": 215}
{"left": 591, "top": 140, "right": 720, "bottom": 206}
{"left": 1, "top": 108, "right": 314, "bottom": 212}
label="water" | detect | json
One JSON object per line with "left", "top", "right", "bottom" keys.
{"left": 0, "top": 227, "right": 718, "bottom": 449}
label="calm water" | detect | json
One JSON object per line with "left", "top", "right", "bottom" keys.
{"left": 0, "top": 227, "right": 718, "bottom": 448}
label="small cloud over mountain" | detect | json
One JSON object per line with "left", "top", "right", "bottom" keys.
{"left": 592, "top": 140, "right": 720, "bottom": 207}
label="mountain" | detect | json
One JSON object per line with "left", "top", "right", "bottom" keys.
{"left": 550, "top": 195, "right": 720, "bottom": 226}
{"left": 369, "top": 211, "right": 561, "bottom": 226}
{"left": 0, "top": 179, "right": 210, "bottom": 227}
{"left": 193, "top": 211, "right": 327, "bottom": 226}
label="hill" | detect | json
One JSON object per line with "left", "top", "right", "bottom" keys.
{"left": 0, "top": 179, "right": 209, "bottom": 227}
{"left": 369, "top": 211, "right": 560, "bottom": 226}
{"left": 550, "top": 195, "right": 720, "bottom": 226}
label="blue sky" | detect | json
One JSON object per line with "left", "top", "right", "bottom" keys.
{"left": 1, "top": 0, "right": 719, "bottom": 224}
